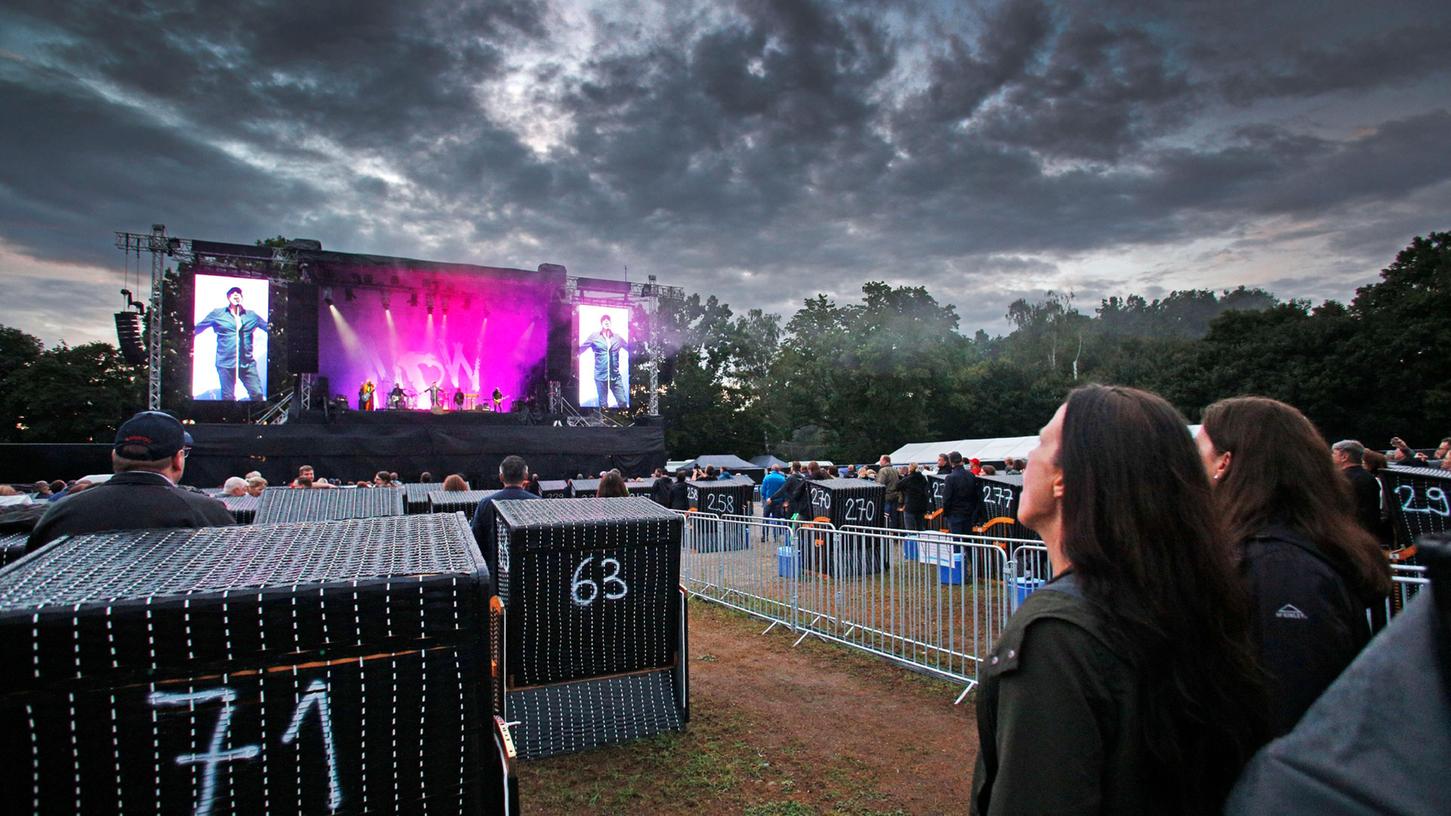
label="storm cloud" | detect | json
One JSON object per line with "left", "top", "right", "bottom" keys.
{"left": 1, "top": 0, "right": 1447, "bottom": 344}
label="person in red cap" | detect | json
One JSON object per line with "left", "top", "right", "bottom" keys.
{"left": 970, "top": 457, "right": 983, "bottom": 475}
{"left": 25, "top": 411, "right": 234, "bottom": 551}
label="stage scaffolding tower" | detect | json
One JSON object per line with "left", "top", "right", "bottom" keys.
{"left": 114, "top": 225, "right": 169, "bottom": 411}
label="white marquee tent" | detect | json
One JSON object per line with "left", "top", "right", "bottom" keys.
{"left": 888, "top": 426, "right": 1201, "bottom": 465}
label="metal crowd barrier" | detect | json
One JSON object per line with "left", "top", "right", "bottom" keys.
{"left": 678, "top": 510, "right": 1040, "bottom": 702}
{"left": 678, "top": 512, "right": 1433, "bottom": 703}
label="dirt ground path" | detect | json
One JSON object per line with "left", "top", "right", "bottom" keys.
{"left": 520, "top": 598, "right": 978, "bottom": 815}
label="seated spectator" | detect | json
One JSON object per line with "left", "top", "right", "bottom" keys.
{"left": 373, "top": 470, "right": 393, "bottom": 487}
{"left": 245, "top": 476, "right": 268, "bottom": 496}
{"left": 526, "top": 473, "right": 542, "bottom": 496}
{"left": 295, "top": 475, "right": 314, "bottom": 489}
{"left": 222, "top": 476, "right": 249, "bottom": 497}
{"left": 419, "top": 471, "right": 434, "bottom": 483}
{"left": 243, "top": 470, "right": 262, "bottom": 481}
{"left": 980, "top": 464, "right": 997, "bottom": 475}
{"left": 47, "top": 480, "right": 66, "bottom": 498}
{"left": 26, "top": 411, "right": 234, "bottom": 551}
{"left": 441, "top": 474, "right": 468, "bottom": 492}
{"left": 31, "top": 481, "right": 52, "bottom": 498}
{"left": 1390, "top": 435, "right": 1451, "bottom": 466}
{"left": 390, "top": 471, "right": 400, "bottom": 482}
{"left": 597, "top": 471, "right": 628, "bottom": 497}
{"left": 290, "top": 465, "right": 315, "bottom": 488}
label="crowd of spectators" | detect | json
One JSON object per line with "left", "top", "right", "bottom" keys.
{"left": 0, "top": 396, "right": 1444, "bottom": 813}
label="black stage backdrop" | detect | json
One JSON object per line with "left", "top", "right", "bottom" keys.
{"left": 0, "top": 422, "right": 666, "bottom": 488}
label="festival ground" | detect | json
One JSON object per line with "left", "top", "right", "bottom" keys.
{"left": 522, "top": 599, "right": 976, "bottom": 815}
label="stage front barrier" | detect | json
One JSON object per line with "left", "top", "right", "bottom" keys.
{"left": 254, "top": 485, "right": 405, "bottom": 524}
{"left": 0, "top": 514, "right": 518, "bottom": 815}
{"left": 493, "top": 498, "right": 687, "bottom": 759}
{"left": 428, "top": 489, "right": 496, "bottom": 516}
{"left": 679, "top": 511, "right": 1037, "bottom": 701}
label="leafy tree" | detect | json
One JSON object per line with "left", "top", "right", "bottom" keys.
{"left": 1, "top": 339, "right": 145, "bottom": 442}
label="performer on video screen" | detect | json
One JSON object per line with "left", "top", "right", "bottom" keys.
{"left": 358, "top": 380, "right": 375, "bottom": 411}
{"left": 194, "top": 286, "right": 270, "bottom": 401}
{"left": 579, "top": 313, "right": 629, "bottom": 410}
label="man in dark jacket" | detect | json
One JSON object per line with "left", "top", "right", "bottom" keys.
{"left": 1333, "top": 440, "right": 1382, "bottom": 537}
{"left": 668, "top": 470, "right": 691, "bottom": 511}
{"left": 470, "top": 455, "right": 541, "bottom": 581}
{"left": 26, "top": 411, "right": 234, "bottom": 551}
{"left": 875, "top": 455, "right": 901, "bottom": 528}
{"left": 650, "top": 468, "right": 673, "bottom": 506}
{"left": 940, "top": 451, "right": 981, "bottom": 535}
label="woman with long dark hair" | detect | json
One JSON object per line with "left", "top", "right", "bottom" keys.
{"left": 1198, "top": 396, "right": 1390, "bottom": 735}
{"left": 596, "top": 470, "right": 628, "bottom": 498}
{"left": 973, "top": 385, "right": 1266, "bottom": 815}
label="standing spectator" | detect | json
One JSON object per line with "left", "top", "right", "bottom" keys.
{"left": 668, "top": 470, "right": 691, "bottom": 511}
{"left": 26, "top": 411, "right": 234, "bottom": 551}
{"left": 777, "top": 462, "right": 809, "bottom": 520}
{"left": 898, "top": 463, "right": 929, "bottom": 531}
{"left": 1201, "top": 399, "right": 1391, "bottom": 735}
{"left": 969, "top": 457, "right": 983, "bottom": 475}
{"left": 973, "top": 385, "right": 1266, "bottom": 815}
{"left": 1331, "top": 440, "right": 1382, "bottom": 539}
{"left": 876, "top": 455, "right": 901, "bottom": 528}
{"left": 290, "top": 465, "right": 315, "bottom": 488}
{"left": 526, "top": 473, "right": 542, "bottom": 496}
{"left": 760, "top": 465, "right": 786, "bottom": 514}
{"left": 441, "top": 474, "right": 468, "bottom": 492}
{"left": 245, "top": 476, "right": 268, "bottom": 496}
{"left": 419, "top": 471, "right": 434, "bottom": 483}
{"left": 597, "top": 471, "right": 628, "bottom": 497}
{"left": 1361, "top": 450, "right": 1396, "bottom": 548}
{"left": 221, "top": 477, "right": 249, "bottom": 496}
{"left": 650, "top": 468, "right": 673, "bottom": 506}
{"left": 935, "top": 453, "right": 950, "bottom": 475}
{"left": 470, "top": 455, "right": 541, "bottom": 581}
{"left": 940, "top": 451, "right": 980, "bottom": 535}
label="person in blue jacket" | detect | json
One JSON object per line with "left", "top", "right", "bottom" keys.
{"left": 579, "top": 313, "right": 628, "bottom": 409}
{"left": 195, "top": 286, "right": 269, "bottom": 400}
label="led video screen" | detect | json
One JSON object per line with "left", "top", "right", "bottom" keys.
{"left": 576, "top": 304, "right": 630, "bottom": 409}
{"left": 192, "top": 273, "right": 270, "bottom": 401}
{"left": 317, "top": 267, "right": 555, "bottom": 413}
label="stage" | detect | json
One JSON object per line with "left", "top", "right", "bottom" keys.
{"left": 0, "top": 412, "right": 666, "bottom": 488}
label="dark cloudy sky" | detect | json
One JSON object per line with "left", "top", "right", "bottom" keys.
{"left": 2, "top": 0, "right": 1448, "bottom": 346}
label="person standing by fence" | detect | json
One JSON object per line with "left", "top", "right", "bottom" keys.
{"left": 1198, "top": 398, "right": 1390, "bottom": 736}
{"left": 875, "top": 455, "right": 901, "bottom": 528}
{"left": 972, "top": 385, "right": 1267, "bottom": 815}
{"left": 898, "top": 463, "right": 928, "bottom": 531}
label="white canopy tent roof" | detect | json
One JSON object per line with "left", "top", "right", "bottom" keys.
{"left": 889, "top": 426, "right": 1201, "bottom": 465}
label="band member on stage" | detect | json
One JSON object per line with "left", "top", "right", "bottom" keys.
{"left": 389, "top": 382, "right": 406, "bottom": 410}
{"left": 426, "top": 380, "right": 442, "bottom": 410}
{"left": 453, "top": 389, "right": 465, "bottom": 411}
{"left": 492, "top": 387, "right": 504, "bottom": 412}
{"left": 195, "top": 286, "right": 269, "bottom": 401}
{"left": 358, "top": 380, "right": 376, "bottom": 411}
{"left": 579, "top": 313, "right": 628, "bottom": 409}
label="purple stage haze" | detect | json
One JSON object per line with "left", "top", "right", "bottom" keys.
{"left": 317, "top": 266, "right": 556, "bottom": 411}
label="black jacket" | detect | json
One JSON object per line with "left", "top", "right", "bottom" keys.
{"left": 1241, "top": 525, "right": 1375, "bottom": 736}
{"left": 470, "top": 486, "right": 541, "bottom": 581}
{"left": 973, "top": 573, "right": 1160, "bottom": 814}
{"left": 668, "top": 480, "right": 691, "bottom": 511}
{"left": 898, "top": 471, "right": 930, "bottom": 514}
{"left": 778, "top": 473, "right": 810, "bottom": 518}
{"left": 26, "top": 471, "right": 235, "bottom": 551}
{"left": 1341, "top": 466, "right": 1382, "bottom": 539}
{"left": 650, "top": 477, "right": 673, "bottom": 506}
{"left": 941, "top": 466, "right": 980, "bottom": 520}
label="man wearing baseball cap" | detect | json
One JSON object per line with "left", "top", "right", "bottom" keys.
{"left": 26, "top": 411, "right": 234, "bottom": 551}
{"left": 195, "top": 284, "right": 269, "bottom": 401}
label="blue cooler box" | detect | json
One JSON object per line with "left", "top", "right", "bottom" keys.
{"left": 938, "top": 553, "right": 964, "bottom": 585}
{"left": 1015, "top": 577, "right": 1044, "bottom": 606}
{"left": 777, "top": 546, "right": 798, "bottom": 578}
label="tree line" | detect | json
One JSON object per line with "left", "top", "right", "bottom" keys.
{"left": 646, "top": 231, "right": 1450, "bottom": 462}
{"left": 1, "top": 231, "right": 1445, "bottom": 457}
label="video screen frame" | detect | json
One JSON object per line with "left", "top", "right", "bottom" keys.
{"left": 575, "top": 304, "right": 631, "bottom": 409}
{"left": 191, "top": 273, "right": 271, "bottom": 401}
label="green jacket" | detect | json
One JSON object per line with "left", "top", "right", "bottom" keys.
{"left": 971, "top": 574, "right": 1158, "bottom": 815}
